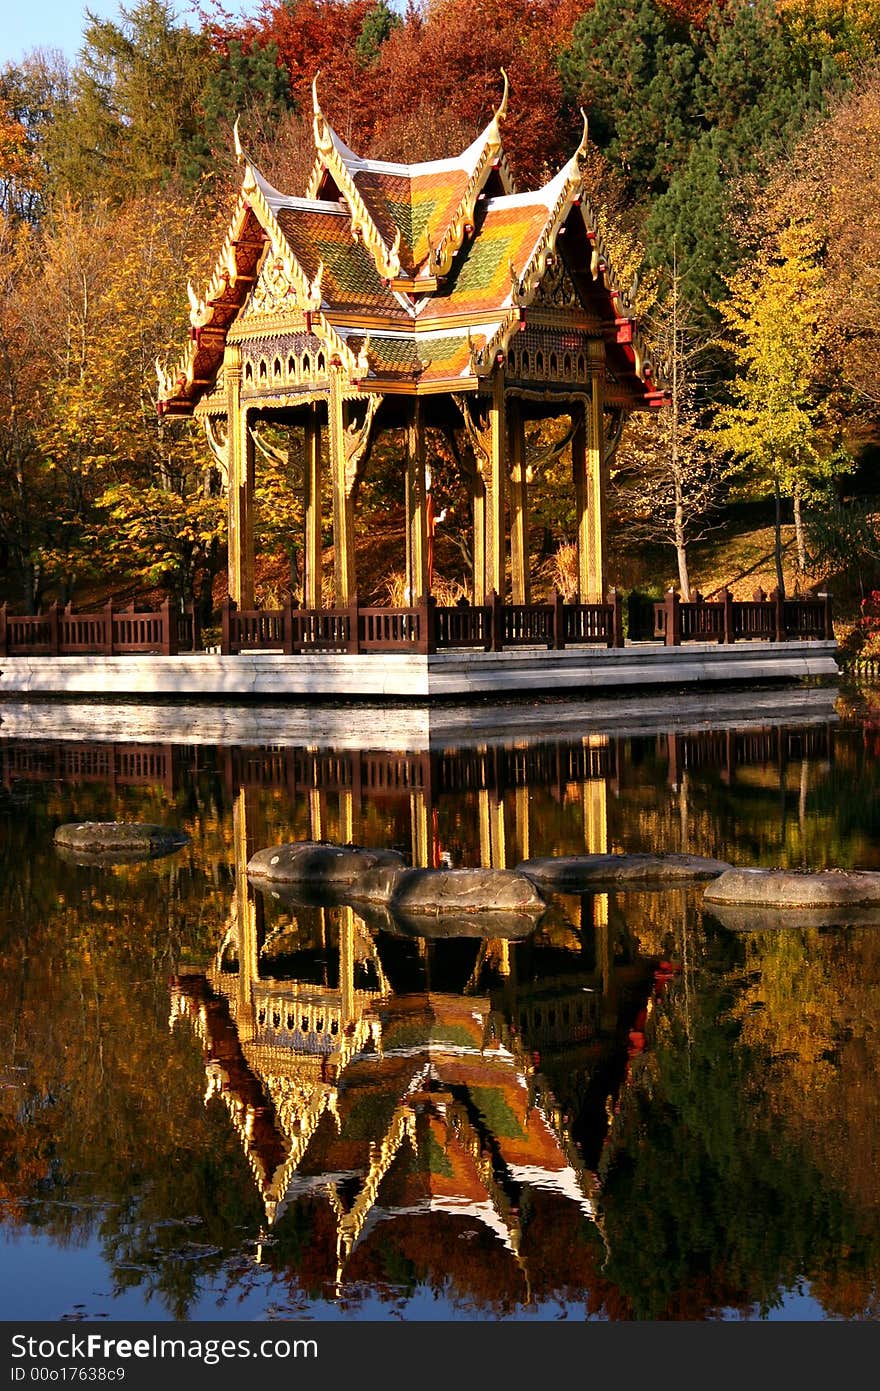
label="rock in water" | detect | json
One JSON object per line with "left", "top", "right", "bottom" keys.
{"left": 247, "top": 841, "right": 407, "bottom": 888}
{"left": 518, "top": 852, "right": 730, "bottom": 891}
{"left": 388, "top": 867, "right": 546, "bottom": 915}
{"left": 54, "top": 821, "right": 190, "bottom": 864}
{"left": 704, "top": 866, "right": 880, "bottom": 908}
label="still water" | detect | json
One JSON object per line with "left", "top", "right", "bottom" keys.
{"left": 2, "top": 686, "right": 880, "bottom": 1322}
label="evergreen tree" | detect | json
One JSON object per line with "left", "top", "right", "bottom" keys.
{"left": 645, "top": 131, "right": 739, "bottom": 314}
{"left": 560, "top": 0, "right": 697, "bottom": 200}
{"left": 46, "top": 0, "right": 213, "bottom": 202}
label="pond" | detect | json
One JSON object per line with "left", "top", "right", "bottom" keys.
{"left": 2, "top": 683, "right": 880, "bottom": 1322}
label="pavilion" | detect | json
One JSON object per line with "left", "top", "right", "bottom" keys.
{"left": 156, "top": 76, "right": 661, "bottom": 616}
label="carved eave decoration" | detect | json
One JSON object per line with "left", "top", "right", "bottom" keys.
{"left": 425, "top": 70, "right": 515, "bottom": 282}
{"left": 307, "top": 76, "right": 404, "bottom": 283}
{"left": 468, "top": 114, "right": 658, "bottom": 405}
{"left": 158, "top": 126, "right": 367, "bottom": 416}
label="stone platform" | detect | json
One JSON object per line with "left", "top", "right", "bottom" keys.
{"left": 0, "top": 637, "right": 838, "bottom": 703}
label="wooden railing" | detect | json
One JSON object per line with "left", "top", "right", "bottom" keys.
{"left": 0, "top": 599, "right": 197, "bottom": 656}
{"left": 0, "top": 585, "right": 832, "bottom": 658}
{"left": 220, "top": 590, "right": 624, "bottom": 655}
{"left": 652, "top": 588, "right": 833, "bottom": 646}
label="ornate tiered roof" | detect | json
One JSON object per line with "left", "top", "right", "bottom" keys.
{"left": 157, "top": 78, "right": 660, "bottom": 415}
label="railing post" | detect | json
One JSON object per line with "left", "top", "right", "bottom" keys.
{"left": 46, "top": 601, "right": 60, "bottom": 655}
{"left": 103, "top": 601, "right": 114, "bottom": 656}
{"left": 0, "top": 602, "right": 6, "bottom": 657}
{"left": 771, "top": 587, "right": 785, "bottom": 642}
{"left": 611, "top": 587, "right": 625, "bottom": 648}
{"left": 489, "top": 589, "right": 504, "bottom": 652}
{"left": 553, "top": 589, "right": 565, "bottom": 650}
{"left": 722, "top": 587, "right": 735, "bottom": 645}
{"left": 162, "top": 597, "right": 176, "bottom": 656}
{"left": 664, "top": 588, "right": 680, "bottom": 647}
{"left": 348, "top": 592, "right": 360, "bottom": 654}
{"left": 283, "top": 595, "right": 295, "bottom": 655}
{"left": 221, "top": 596, "right": 234, "bottom": 655}
{"left": 424, "top": 596, "right": 437, "bottom": 656}
{"left": 819, "top": 591, "right": 833, "bottom": 640}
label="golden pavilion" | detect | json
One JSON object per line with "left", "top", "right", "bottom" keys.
{"left": 157, "top": 76, "right": 661, "bottom": 616}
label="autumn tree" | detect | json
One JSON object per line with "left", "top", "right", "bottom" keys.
{"left": 613, "top": 259, "right": 720, "bottom": 599}
{"left": 714, "top": 219, "right": 848, "bottom": 594}
{"left": 782, "top": 72, "right": 880, "bottom": 426}
{"left": 0, "top": 216, "right": 60, "bottom": 608}
{"left": 12, "top": 190, "right": 225, "bottom": 609}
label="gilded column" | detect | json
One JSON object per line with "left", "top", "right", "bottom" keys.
{"left": 572, "top": 401, "right": 589, "bottom": 605}
{"left": 487, "top": 372, "right": 507, "bottom": 598}
{"left": 328, "top": 370, "right": 355, "bottom": 606}
{"left": 339, "top": 904, "right": 355, "bottom": 1027}
{"left": 233, "top": 787, "right": 258, "bottom": 1023}
{"left": 304, "top": 407, "right": 323, "bottom": 609}
{"left": 405, "top": 401, "right": 429, "bottom": 603}
{"left": 472, "top": 464, "right": 487, "bottom": 605}
{"left": 586, "top": 369, "right": 607, "bottom": 605}
{"left": 225, "top": 344, "right": 255, "bottom": 608}
{"left": 410, "top": 790, "right": 430, "bottom": 869}
{"left": 508, "top": 397, "right": 530, "bottom": 604}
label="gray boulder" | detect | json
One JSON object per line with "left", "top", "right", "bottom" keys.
{"left": 346, "top": 865, "right": 546, "bottom": 917}
{"left": 518, "top": 852, "right": 730, "bottom": 891}
{"left": 703, "top": 866, "right": 880, "bottom": 909}
{"left": 54, "top": 821, "right": 189, "bottom": 864}
{"left": 704, "top": 900, "right": 880, "bottom": 932}
{"left": 388, "top": 867, "right": 545, "bottom": 917}
{"left": 247, "top": 841, "right": 406, "bottom": 889}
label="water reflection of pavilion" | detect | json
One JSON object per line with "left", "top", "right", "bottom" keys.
{"left": 170, "top": 820, "right": 655, "bottom": 1292}
{"left": 1, "top": 721, "right": 833, "bottom": 816}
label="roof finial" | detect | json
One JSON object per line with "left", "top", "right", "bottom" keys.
{"left": 311, "top": 70, "right": 332, "bottom": 153}
{"left": 576, "top": 107, "right": 589, "bottom": 162}
{"left": 233, "top": 114, "right": 244, "bottom": 164}
{"left": 496, "top": 69, "right": 509, "bottom": 124}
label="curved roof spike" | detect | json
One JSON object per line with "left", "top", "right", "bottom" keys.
{"left": 311, "top": 70, "right": 333, "bottom": 153}
{"left": 576, "top": 108, "right": 590, "bottom": 161}
{"left": 233, "top": 113, "right": 244, "bottom": 163}
{"left": 495, "top": 68, "right": 509, "bottom": 123}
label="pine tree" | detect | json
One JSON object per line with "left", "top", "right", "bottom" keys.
{"left": 46, "top": 0, "right": 212, "bottom": 202}
{"left": 560, "top": 0, "right": 697, "bottom": 200}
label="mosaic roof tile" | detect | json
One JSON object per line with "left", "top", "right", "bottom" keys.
{"left": 426, "top": 198, "right": 552, "bottom": 321}
{"left": 360, "top": 334, "right": 475, "bottom": 384}
{"left": 351, "top": 166, "right": 474, "bottom": 275}
{"left": 275, "top": 207, "right": 401, "bottom": 314}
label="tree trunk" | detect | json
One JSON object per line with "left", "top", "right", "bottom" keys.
{"left": 774, "top": 479, "right": 786, "bottom": 599}
{"left": 674, "top": 480, "right": 690, "bottom": 600}
{"left": 793, "top": 484, "right": 807, "bottom": 576}
{"left": 676, "top": 542, "right": 691, "bottom": 602}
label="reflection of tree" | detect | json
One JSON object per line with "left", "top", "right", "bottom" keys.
{"left": 0, "top": 774, "right": 248, "bottom": 1316}
{"left": 597, "top": 928, "right": 880, "bottom": 1320}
